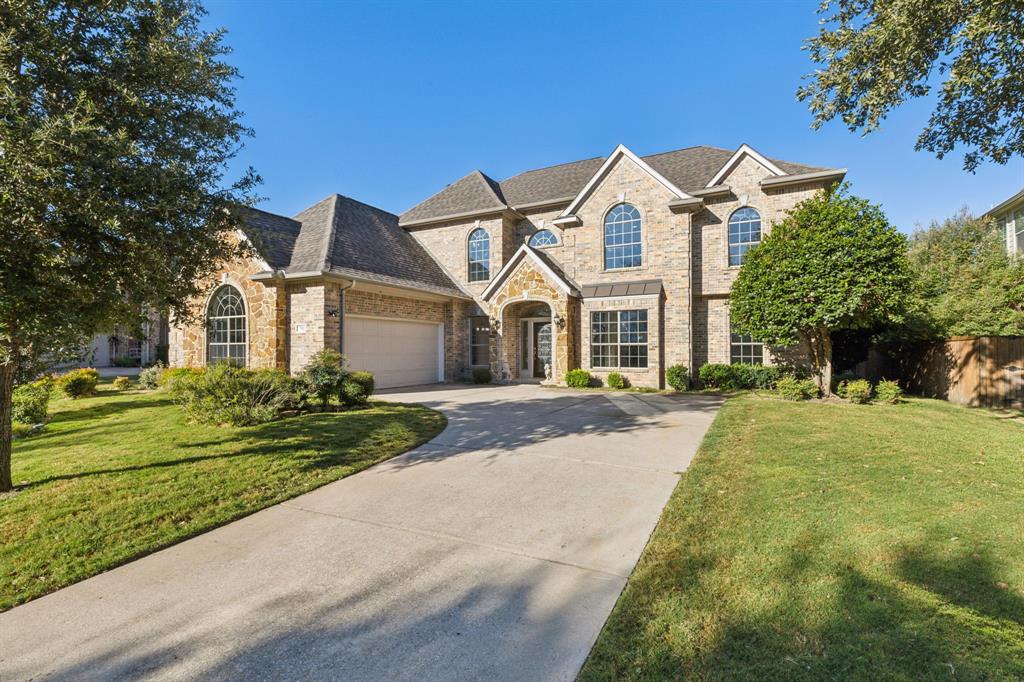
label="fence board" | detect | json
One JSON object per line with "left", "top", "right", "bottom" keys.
{"left": 897, "top": 336, "right": 1023, "bottom": 409}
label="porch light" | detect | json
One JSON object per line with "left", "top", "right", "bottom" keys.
{"left": 553, "top": 313, "right": 565, "bottom": 329}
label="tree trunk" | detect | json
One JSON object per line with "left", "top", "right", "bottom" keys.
{"left": 804, "top": 327, "right": 834, "bottom": 396}
{"left": 0, "top": 361, "right": 14, "bottom": 492}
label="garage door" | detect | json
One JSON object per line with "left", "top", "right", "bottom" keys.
{"left": 344, "top": 316, "right": 442, "bottom": 389}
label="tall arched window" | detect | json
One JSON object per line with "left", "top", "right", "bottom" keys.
{"left": 604, "top": 203, "right": 642, "bottom": 270}
{"left": 529, "top": 229, "right": 558, "bottom": 247}
{"left": 207, "top": 284, "right": 247, "bottom": 366}
{"left": 728, "top": 207, "right": 762, "bottom": 266}
{"left": 467, "top": 228, "right": 490, "bottom": 282}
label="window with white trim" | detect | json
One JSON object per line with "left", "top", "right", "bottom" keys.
{"left": 529, "top": 229, "right": 558, "bottom": 247}
{"left": 728, "top": 207, "right": 762, "bottom": 266}
{"left": 469, "top": 316, "right": 490, "bottom": 366}
{"left": 730, "top": 329, "right": 763, "bottom": 365}
{"left": 207, "top": 284, "right": 247, "bottom": 366}
{"left": 603, "top": 203, "right": 643, "bottom": 270}
{"left": 1014, "top": 209, "right": 1024, "bottom": 255}
{"left": 467, "top": 228, "right": 490, "bottom": 282}
{"left": 591, "top": 310, "right": 648, "bottom": 368}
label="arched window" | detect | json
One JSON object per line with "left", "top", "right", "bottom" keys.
{"left": 467, "top": 228, "right": 490, "bottom": 282}
{"left": 529, "top": 229, "right": 558, "bottom": 248}
{"left": 728, "top": 207, "right": 762, "bottom": 266}
{"left": 206, "top": 284, "right": 247, "bottom": 366}
{"left": 604, "top": 203, "right": 643, "bottom": 270}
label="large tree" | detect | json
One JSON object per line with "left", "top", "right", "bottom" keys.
{"left": 907, "top": 209, "right": 1024, "bottom": 337}
{"left": 798, "top": 0, "right": 1024, "bottom": 171}
{"left": 0, "top": 0, "right": 258, "bottom": 491}
{"left": 730, "top": 186, "right": 914, "bottom": 394}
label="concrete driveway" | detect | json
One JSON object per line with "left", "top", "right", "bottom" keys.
{"left": 0, "top": 384, "right": 721, "bottom": 681}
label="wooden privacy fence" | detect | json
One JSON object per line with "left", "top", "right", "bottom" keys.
{"left": 897, "top": 336, "right": 1024, "bottom": 409}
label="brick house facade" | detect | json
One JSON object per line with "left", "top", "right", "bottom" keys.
{"left": 169, "top": 143, "right": 844, "bottom": 388}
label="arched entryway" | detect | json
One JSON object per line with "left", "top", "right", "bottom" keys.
{"left": 502, "top": 301, "right": 553, "bottom": 382}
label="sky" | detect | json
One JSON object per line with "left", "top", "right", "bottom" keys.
{"left": 201, "top": 0, "right": 1024, "bottom": 234}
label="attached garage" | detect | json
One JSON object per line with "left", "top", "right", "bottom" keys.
{"left": 343, "top": 315, "right": 444, "bottom": 389}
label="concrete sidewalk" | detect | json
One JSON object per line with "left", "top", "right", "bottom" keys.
{"left": 0, "top": 384, "right": 721, "bottom": 681}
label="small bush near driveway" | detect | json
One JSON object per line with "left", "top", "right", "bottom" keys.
{"left": 302, "top": 349, "right": 349, "bottom": 409}
{"left": 606, "top": 372, "right": 628, "bottom": 389}
{"left": 471, "top": 367, "right": 492, "bottom": 384}
{"left": 341, "top": 371, "right": 375, "bottom": 406}
{"left": 665, "top": 364, "right": 688, "bottom": 392}
{"left": 566, "top": 369, "right": 592, "bottom": 388}
{"left": 171, "top": 364, "right": 299, "bottom": 426}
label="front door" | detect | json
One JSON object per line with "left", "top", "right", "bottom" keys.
{"left": 532, "top": 322, "right": 552, "bottom": 378}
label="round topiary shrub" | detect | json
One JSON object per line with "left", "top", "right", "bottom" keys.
{"left": 340, "top": 370, "right": 375, "bottom": 406}
{"left": 565, "top": 369, "right": 592, "bottom": 388}
{"left": 56, "top": 368, "right": 100, "bottom": 398}
{"left": 874, "top": 379, "right": 903, "bottom": 404}
{"left": 844, "top": 378, "right": 873, "bottom": 404}
{"left": 113, "top": 376, "right": 132, "bottom": 391}
{"left": 776, "top": 376, "right": 819, "bottom": 401}
{"left": 606, "top": 372, "right": 627, "bottom": 390}
{"left": 665, "top": 364, "right": 688, "bottom": 392}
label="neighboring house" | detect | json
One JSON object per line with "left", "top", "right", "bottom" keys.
{"left": 983, "top": 187, "right": 1024, "bottom": 257}
{"left": 168, "top": 143, "right": 845, "bottom": 388}
{"left": 68, "top": 313, "right": 169, "bottom": 369}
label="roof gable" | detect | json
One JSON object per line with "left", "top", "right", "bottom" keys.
{"left": 558, "top": 144, "right": 694, "bottom": 218}
{"left": 705, "top": 144, "right": 786, "bottom": 187}
{"left": 399, "top": 169, "right": 507, "bottom": 225}
{"left": 481, "top": 243, "right": 578, "bottom": 301}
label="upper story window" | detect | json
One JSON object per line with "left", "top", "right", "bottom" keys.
{"left": 604, "top": 203, "right": 643, "bottom": 270}
{"left": 529, "top": 229, "right": 558, "bottom": 248}
{"left": 728, "top": 207, "right": 762, "bottom": 266}
{"left": 467, "top": 228, "right": 490, "bottom": 282}
{"left": 207, "top": 284, "right": 246, "bottom": 366}
{"left": 1012, "top": 209, "right": 1024, "bottom": 256}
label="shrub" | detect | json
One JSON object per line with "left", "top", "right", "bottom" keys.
{"left": 665, "top": 364, "right": 689, "bottom": 392}
{"left": 606, "top": 372, "right": 628, "bottom": 389}
{"left": 301, "top": 349, "right": 349, "bottom": 409}
{"left": 833, "top": 371, "right": 860, "bottom": 398}
{"left": 566, "top": 369, "right": 592, "bottom": 388}
{"left": 12, "top": 422, "right": 40, "bottom": 439}
{"left": 875, "top": 379, "right": 904, "bottom": 404}
{"left": 471, "top": 367, "right": 492, "bottom": 384}
{"left": 159, "top": 366, "right": 203, "bottom": 389}
{"left": 138, "top": 361, "right": 165, "bottom": 390}
{"left": 699, "top": 363, "right": 734, "bottom": 389}
{"left": 746, "top": 365, "right": 784, "bottom": 390}
{"left": 12, "top": 380, "right": 52, "bottom": 424}
{"left": 113, "top": 376, "right": 132, "bottom": 391}
{"left": 844, "top": 379, "right": 873, "bottom": 404}
{"left": 56, "top": 368, "right": 100, "bottom": 398}
{"left": 776, "top": 376, "right": 819, "bottom": 401}
{"left": 171, "top": 364, "right": 293, "bottom": 426}
{"left": 340, "top": 371, "right": 375, "bottom": 406}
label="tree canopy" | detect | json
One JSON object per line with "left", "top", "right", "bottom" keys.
{"left": 0, "top": 0, "right": 257, "bottom": 490}
{"left": 907, "top": 209, "right": 1024, "bottom": 337}
{"left": 798, "top": 0, "right": 1024, "bottom": 171}
{"left": 729, "top": 186, "right": 914, "bottom": 393}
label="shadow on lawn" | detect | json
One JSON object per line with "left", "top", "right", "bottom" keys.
{"left": 584, "top": 533, "right": 1024, "bottom": 680}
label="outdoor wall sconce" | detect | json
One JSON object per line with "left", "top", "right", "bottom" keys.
{"left": 326, "top": 308, "right": 339, "bottom": 318}
{"left": 553, "top": 313, "right": 565, "bottom": 329}
{"left": 489, "top": 317, "right": 500, "bottom": 331}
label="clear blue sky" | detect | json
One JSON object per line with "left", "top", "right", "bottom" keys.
{"left": 203, "top": 0, "right": 1023, "bottom": 234}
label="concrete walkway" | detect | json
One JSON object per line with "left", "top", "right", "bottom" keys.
{"left": 0, "top": 384, "right": 722, "bottom": 681}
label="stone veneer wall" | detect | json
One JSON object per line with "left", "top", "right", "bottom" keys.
{"left": 168, "top": 255, "right": 286, "bottom": 370}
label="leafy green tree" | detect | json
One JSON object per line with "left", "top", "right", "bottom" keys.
{"left": 730, "top": 187, "right": 914, "bottom": 394}
{"left": 799, "top": 0, "right": 1024, "bottom": 171}
{"left": 907, "top": 209, "right": 1024, "bottom": 337}
{"left": 0, "top": 0, "right": 258, "bottom": 491}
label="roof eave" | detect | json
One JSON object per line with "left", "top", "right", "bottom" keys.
{"left": 760, "top": 168, "right": 847, "bottom": 189}
{"left": 982, "top": 188, "right": 1024, "bottom": 219}
{"left": 250, "top": 269, "right": 470, "bottom": 300}
{"left": 399, "top": 205, "right": 512, "bottom": 228}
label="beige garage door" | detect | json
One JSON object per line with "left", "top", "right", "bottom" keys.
{"left": 344, "top": 316, "right": 442, "bottom": 389}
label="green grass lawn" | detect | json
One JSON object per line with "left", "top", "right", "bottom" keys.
{"left": 582, "top": 395, "right": 1024, "bottom": 681}
{"left": 1, "top": 381, "right": 445, "bottom": 611}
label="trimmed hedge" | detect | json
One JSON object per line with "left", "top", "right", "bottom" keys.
{"left": 341, "top": 371, "right": 375, "bottom": 406}
{"left": 776, "top": 376, "right": 819, "bottom": 401}
{"left": 844, "top": 379, "right": 873, "bottom": 404}
{"left": 566, "top": 369, "right": 592, "bottom": 388}
{"left": 113, "top": 376, "right": 132, "bottom": 391}
{"left": 875, "top": 379, "right": 904, "bottom": 404}
{"left": 666, "top": 364, "right": 689, "bottom": 392}
{"left": 698, "top": 363, "right": 786, "bottom": 390}
{"left": 606, "top": 372, "right": 628, "bottom": 389}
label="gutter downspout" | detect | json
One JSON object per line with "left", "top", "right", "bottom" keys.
{"left": 337, "top": 280, "right": 356, "bottom": 354}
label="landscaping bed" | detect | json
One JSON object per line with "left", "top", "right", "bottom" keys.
{"left": 0, "top": 380, "right": 445, "bottom": 610}
{"left": 581, "top": 395, "right": 1024, "bottom": 680}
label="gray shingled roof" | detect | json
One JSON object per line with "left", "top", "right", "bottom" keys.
{"left": 400, "top": 145, "right": 831, "bottom": 225}
{"left": 240, "top": 195, "right": 466, "bottom": 298}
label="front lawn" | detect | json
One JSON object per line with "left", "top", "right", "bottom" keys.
{"left": 582, "top": 395, "right": 1024, "bottom": 680}
{"left": 1, "top": 381, "right": 445, "bottom": 611}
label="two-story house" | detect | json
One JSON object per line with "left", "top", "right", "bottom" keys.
{"left": 983, "top": 187, "right": 1024, "bottom": 258}
{"left": 168, "top": 143, "right": 845, "bottom": 388}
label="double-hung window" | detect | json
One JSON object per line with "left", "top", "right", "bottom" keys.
{"left": 591, "top": 310, "right": 648, "bottom": 368}
{"left": 730, "top": 330, "right": 764, "bottom": 365}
